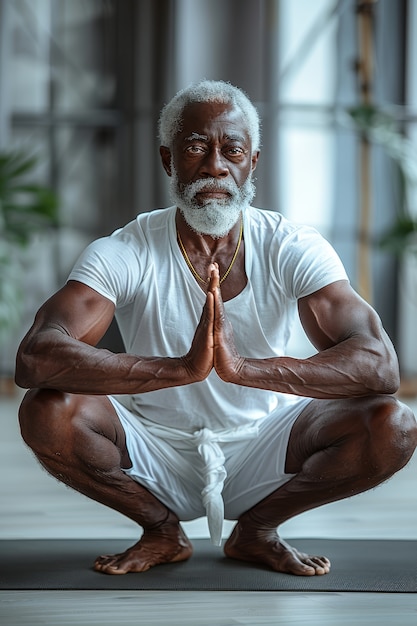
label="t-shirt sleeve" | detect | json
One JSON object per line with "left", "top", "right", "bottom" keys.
{"left": 68, "top": 234, "right": 142, "bottom": 308}
{"left": 276, "top": 225, "right": 349, "bottom": 300}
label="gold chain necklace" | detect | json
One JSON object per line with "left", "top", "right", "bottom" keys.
{"left": 177, "top": 219, "right": 243, "bottom": 285}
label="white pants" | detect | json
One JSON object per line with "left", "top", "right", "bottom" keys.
{"left": 109, "top": 395, "right": 312, "bottom": 536}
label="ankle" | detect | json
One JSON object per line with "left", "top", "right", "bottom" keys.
{"left": 239, "top": 508, "right": 279, "bottom": 533}
{"left": 144, "top": 509, "right": 179, "bottom": 532}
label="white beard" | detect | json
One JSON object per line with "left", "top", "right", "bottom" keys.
{"left": 169, "top": 166, "right": 256, "bottom": 238}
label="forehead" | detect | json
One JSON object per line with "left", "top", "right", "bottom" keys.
{"left": 177, "top": 102, "right": 250, "bottom": 143}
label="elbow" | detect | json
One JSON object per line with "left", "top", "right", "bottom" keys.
{"left": 387, "top": 363, "right": 401, "bottom": 394}
{"left": 376, "top": 373, "right": 400, "bottom": 396}
{"left": 15, "top": 353, "right": 36, "bottom": 390}
{"left": 15, "top": 368, "right": 30, "bottom": 390}
{"left": 384, "top": 350, "right": 401, "bottom": 394}
{"left": 15, "top": 342, "right": 45, "bottom": 390}
{"left": 370, "top": 354, "right": 400, "bottom": 396}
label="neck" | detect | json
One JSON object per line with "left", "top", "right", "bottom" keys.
{"left": 175, "top": 209, "right": 242, "bottom": 253}
{"left": 175, "top": 209, "right": 247, "bottom": 298}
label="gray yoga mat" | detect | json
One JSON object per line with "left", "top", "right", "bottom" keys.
{"left": 0, "top": 539, "right": 416, "bottom": 592}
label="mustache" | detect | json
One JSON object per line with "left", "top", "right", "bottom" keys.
{"left": 178, "top": 177, "right": 239, "bottom": 195}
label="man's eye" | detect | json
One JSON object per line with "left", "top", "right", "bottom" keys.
{"left": 226, "top": 147, "right": 245, "bottom": 156}
{"left": 186, "top": 145, "right": 205, "bottom": 154}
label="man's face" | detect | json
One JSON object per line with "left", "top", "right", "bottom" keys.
{"left": 161, "top": 102, "right": 259, "bottom": 238}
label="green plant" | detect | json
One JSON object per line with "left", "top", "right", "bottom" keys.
{"left": 0, "top": 151, "right": 59, "bottom": 343}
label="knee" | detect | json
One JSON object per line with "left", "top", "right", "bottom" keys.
{"left": 18, "top": 388, "right": 75, "bottom": 455}
{"left": 363, "top": 395, "right": 417, "bottom": 471}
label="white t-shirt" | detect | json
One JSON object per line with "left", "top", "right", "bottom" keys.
{"left": 69, "top": 206, "right": 348, "bottom": 433}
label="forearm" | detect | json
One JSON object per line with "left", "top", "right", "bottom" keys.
{"left": 15, "top": 333, "right": 197, "bottom": 395}
{"left": 231, "top": 341, "right": 400, "bottom": 399}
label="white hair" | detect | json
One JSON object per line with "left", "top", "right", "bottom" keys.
{"left": 158, "top": 80, "right": 261, "bottom": 152}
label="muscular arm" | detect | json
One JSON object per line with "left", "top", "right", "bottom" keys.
{"left": 15, "top": 280, "right": 215, "bottom": 394}
{"left": 214, "top": 278, "right": 400, "bottom": 399}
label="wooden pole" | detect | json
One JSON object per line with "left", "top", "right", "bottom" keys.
{"left": 355, "top": 0, "right": 377, "bottom": 303}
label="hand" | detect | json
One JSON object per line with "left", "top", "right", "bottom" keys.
{"left": 210, "top": 265, "right": 245, "bottom": 383}
{"left": 181, "top": 270, "right": 215, "bottom": 382}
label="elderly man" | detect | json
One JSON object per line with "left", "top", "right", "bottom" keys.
{"left": 16, "top": 80, "right": 417, "bottom": 577}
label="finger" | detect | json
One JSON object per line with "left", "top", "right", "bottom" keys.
{"left": 208, "top": 263, "right": 220, "bottom": 293}
{"left": 204, "top": 290, "right": 214, "bottom": 324}
{"left": 213, "top": 275, "right": 224, "bottom": 312}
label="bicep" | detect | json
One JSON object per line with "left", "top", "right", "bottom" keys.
{"left": 28, "top": 280, "right": 116, "bottom": 347}
{"left": 298, "top": 280, "right": 385, "bottom": 352}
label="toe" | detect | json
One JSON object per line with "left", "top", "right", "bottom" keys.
{"left": 94, "top": 555, "right": 119, "bottom": 573}
{"left": 297, "top": 563, "right": 317, "bottom": 576}
{"left": 94, "top": 558, "right": 129, "bottom": 575}
{"left": 306, "top": 556, "right": 331, "bottom": 575}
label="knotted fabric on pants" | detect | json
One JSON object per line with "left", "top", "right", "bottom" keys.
{"left": 145, "top": 423, "right": 260, "bottom": 545}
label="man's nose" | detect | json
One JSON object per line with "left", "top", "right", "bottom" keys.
{"left": 200, "top": 148, "right": 229, "bottom": 178}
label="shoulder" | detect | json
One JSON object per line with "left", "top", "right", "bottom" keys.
{"left": 247, "top": 208, "right": 348, "bottom": 299}
{"left": 68, "top": 207, "right": 174, "bottom": 305}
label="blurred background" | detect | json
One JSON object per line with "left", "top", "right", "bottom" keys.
{"left": 1, "top": 0, "right": 417, "bottom": 391}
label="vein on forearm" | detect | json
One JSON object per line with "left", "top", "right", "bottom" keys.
{"left": 236, "top": 339, "right": 399, "bottom": 399}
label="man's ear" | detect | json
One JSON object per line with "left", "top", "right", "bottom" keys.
{"left": 251, "top": 150, "right": 260, "bottom": 172}
{"left": 160, "top": 146, "right": 172, "bottom": 176}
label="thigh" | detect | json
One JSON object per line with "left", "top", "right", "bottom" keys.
{"left": 19, "top": 388, "right": 129, "bottom": 464}
{"left": 285, "top": 394, "right": 414, "bottom": 474}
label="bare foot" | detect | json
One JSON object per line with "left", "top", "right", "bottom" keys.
{"left": 94, "top": 523, "right": 193, "bottom": 575}
{"left": 224, "top": 523, "right": 331, "bottom": 576}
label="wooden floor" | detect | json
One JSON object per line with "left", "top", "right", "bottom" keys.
{"left": 1, "top": 389, "right": 417, "bottom": 625}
